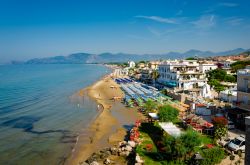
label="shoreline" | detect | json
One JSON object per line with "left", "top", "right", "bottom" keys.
{"left": 66, "top": 71, "right": 142, "bottom": 165}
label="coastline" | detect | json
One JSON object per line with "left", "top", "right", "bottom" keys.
{"left": 66, "top": 71, "right": 143, "bottom": 165}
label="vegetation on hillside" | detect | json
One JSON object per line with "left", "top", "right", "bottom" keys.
{"left": 207, "top": 68, "right": 236, "bottom": 93}
{"left": 231, "top": 60, "right": 250, "bottom": 72}
{"left": 185, "top": 57, "right": 196, "bottom": 60}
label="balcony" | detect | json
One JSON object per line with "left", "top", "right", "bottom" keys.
{"left": 179, "top": 78, "right": 207, "bottom": 82}
{"left": 238, "top": 69, "right": 250, "bottom": 76}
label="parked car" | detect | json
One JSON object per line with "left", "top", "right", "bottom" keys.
{"left": 218, "top": 138, "right": 231, "bottom": 147}
{"left": 227, "top": 135, "right": 245, "bottom": 153}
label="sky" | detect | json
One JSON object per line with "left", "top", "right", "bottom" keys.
{"left": 0, "top": 0, "right": 250, "bottom": 63}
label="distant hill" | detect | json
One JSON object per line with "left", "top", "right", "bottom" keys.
{"left": 20, "top": 48, "right": 249, "bottom": 64}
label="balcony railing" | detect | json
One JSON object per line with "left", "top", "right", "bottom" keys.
{"left": 238, "top": 69, "right": 250, "bottom": 75}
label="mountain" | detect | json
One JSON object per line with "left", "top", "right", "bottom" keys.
{"left": 25, "top": 53, "right": 93, "bottom": 64}
{"left": 22, "top": 48, "right": 249, "bottom": 64}
{"left": 216, "top": 48, "right": 247, "bottom": 56}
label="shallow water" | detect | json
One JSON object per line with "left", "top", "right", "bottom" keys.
{"left": 0, "top": 64, "right": 111, "bottom": 165}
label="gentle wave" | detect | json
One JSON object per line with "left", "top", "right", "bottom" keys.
{"left": 0, "top": 64, "right": 111, "bottom": 165}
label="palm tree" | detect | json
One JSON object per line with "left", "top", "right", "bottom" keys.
{"left": 151, "top": 70, "right": 160, "bottom": 87}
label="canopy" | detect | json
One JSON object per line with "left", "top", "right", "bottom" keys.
{"left": 148, "top": 113, "right": 159, "bottom": 120}
{"left": 159, "top": 122, "right": 181, "bottom": 137}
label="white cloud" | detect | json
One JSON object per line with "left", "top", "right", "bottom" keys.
{"left": 147, "top": 27, "right": 178, "bottom": 37}
{"left": 135, "top": 15, "right": 177, "bottom": 24}
{"left": 204, "top": 2, "right": 238, "bottom": 13}
{"left": 192, "top": 15, "right": 216, "bottom": 29}
{"left": 225, "top": 17, "right": 243, "bottom": 26}
{"left": 147, "top": 27, "right": 162, "bottom": 37}
{"left": 218, "top": 2, "right": 238, "bottom": 7}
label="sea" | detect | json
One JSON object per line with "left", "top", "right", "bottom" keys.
{"left": 0, "top": 64, "right": 111, "bottom": 165}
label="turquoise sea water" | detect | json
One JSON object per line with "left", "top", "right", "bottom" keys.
{"left": 0, "top": 64, "right": 111, "bottom": 165}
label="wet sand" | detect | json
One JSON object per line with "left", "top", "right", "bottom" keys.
{"left": 67, "top": 75, "right": 144, "bottom": 165}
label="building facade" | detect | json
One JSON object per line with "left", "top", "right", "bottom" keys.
{"left": 158, "top": 60, "right": 207, "bottom": 90}
{"left": 237, "top": 66, "right": 250, "bottom": 111}
{"left": 199, "top": 63, "right": 218, "bottom": 73}
{"left": 128, "top": 61, "right": 135, "bottom": 68}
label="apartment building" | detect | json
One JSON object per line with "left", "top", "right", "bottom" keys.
{"left": 199, "top": 63, "right": 218, "bottom": 73}
{"left": 158, "top": 60, "right": 207, "bottom": 90}
{"left": 237, "top": 66, "right": 250, "bottom": 111}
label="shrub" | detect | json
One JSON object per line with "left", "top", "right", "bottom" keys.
{"left": 212, "top": 117, "right": 228, "bottom": 140}
{"left": 158, "top": 105, "right": 179, "bottom": 122}
{"left": 200, "top": 147, "right": 225, "bottom": 165}
{"left": 144, "top": 99, "right": 158, "bottom": 113}
{"left": 180, "top": 129, "right": 201, "bottom": 154}
{"left": 224, "top": 74, "right": 236, "bottom": 82}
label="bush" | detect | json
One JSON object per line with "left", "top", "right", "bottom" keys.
{"left": 212, "top": 117, "right": 228, "bottom": 140}
{"left": 143, "top": 99, "right": 158, "bottom": 113}
{"left": 180, "top": 129, "right": 201, "bottom": 154}
{"left": 163, "top": 129, "right": 202, "bottom": 160}
{"left": 224, "top": 74, "right": 236, "bottom": 82}
{"left": 200, "top": 147, "right": 225, "bottom": 165}
{"left": 158, "top": 105, "right": 179, "bottom": 122}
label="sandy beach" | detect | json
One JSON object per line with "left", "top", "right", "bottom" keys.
{"left": 66, "top": 73, "right": 144, "bottom": 165}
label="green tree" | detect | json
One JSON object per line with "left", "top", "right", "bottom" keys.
{"left": 143, "top": 99, "right": 158, "bottom": 113}
{"left": 208, "top": 69, "right": 227, "bottom": 81}
{"left": 172, "top": 137, "right": 188, "bottom": 160}
{"left": 128, "top": 68, "right": 134, "bottom": 76}
{"left": 158, "top": 105, "right": 179, "bottom": 122}
{"left": 186, "top": 57, "right": 196, "bottom": 60}
{"left": 231, "top": 60, "right": 250, "bottom": 72}
{"left": 151, "top": 70, "right": 160, "bottom": 87}
{"left": 200, "top": 147, "right": 225, "bottom": 165}
{"left": 214, "top": 85, "right": 225, "bottom": 95}
{"left": 224, "top": 74, "right": 236, "bottom": 82}
{"left": 180, "top": 129, "right": 201, "bottom": 156}
{"left": 163, "top": 129, "right": 201, "bottom": 161}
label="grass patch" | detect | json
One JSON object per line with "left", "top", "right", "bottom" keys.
{"left": 136, "top": 132, "right": 163, "bottom": 165}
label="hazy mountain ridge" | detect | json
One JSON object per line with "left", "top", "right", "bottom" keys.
{"left": 21, "top": 48, "right": 249, "bottom": 64}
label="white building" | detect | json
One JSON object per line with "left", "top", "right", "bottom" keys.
{"left": 201, "top": 83, "right": 213, "bottom": 99}
{"left": 237, "top": 66, "right": 250, "bottom": 111}
{"left": 113, "top": 68, "right": 129, "bottom": 77}
{"left": 199, "top": 63, "right": 218, "bottom": 73}
{"left": 128, "top": 61, "right": 135, "bottom": 68}
{"left": 219, "top": 59, "right": 235, "bottom": 69}
{"left": 219, "top": 89, "right": 237, "bottom": 103}
{"left": 158, "top": 60, "right": 207, "bottom": 90}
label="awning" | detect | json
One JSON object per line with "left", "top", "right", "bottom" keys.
{"left": 159, "top": 122, "right": 182, "bottom": 137}
{"left": 148, "top": 113, "right": 159, "bottom": 120}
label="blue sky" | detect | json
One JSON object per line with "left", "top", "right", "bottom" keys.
{"left": 0, "top": 0, "right": 250, "bottom": 62}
